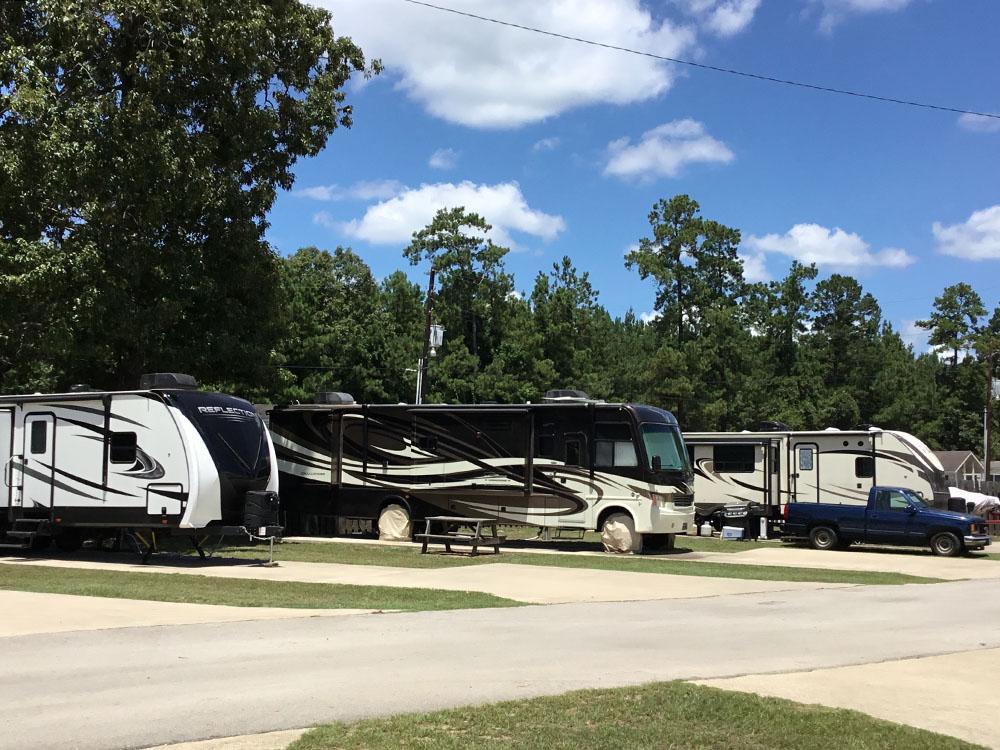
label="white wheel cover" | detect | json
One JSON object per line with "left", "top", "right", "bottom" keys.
{"left": 378, "top": 504, "right": 412, "bottom": 541}
{"left": 601, "top": 514, "right": 641, "bottom": 553}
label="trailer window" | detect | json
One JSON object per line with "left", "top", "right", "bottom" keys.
{"left": 29, "top": 420, "right": 47, "bottom": 454}
{"left": 594, "top": 424, "right": 637, "bottom": 468}
{"left": 855, "top": 456, "right": 874, "bottom": 478}
{"left": 798, "top": 447, "right": 814, "bottom": 471}
{"left": 713, "top": 444, "right": 755, "bottom": 473}
{"left": 109, "top": 432, "right": 137, "bottom": 463}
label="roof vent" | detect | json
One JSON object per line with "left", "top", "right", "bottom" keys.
{"left": 758, "top": 420, "right": 791, "bottom": 432}
{"left": 139, "top": 373, "right": 199, "bottom": 390}
{"left": 68, "top": 384, "right": 99, "bottom": 393}
{"left": 543, "top": 389, "right": 590, "bottom": 403}
{"left": 314, "top": 391, "right": 355, "bottom": 405}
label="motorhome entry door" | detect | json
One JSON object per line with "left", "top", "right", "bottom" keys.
{"left": 792, "top": 441, "right": 820, "bottom": 502}
{"left": 22, "top": 414, "right": 55, "bottom": 510}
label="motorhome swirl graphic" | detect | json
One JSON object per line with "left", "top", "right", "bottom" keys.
{"left": 269, "top": 390, "right": 695, "bottom": 551}
{"left": 0, "top": 373, "right": 279, "bottom": 553}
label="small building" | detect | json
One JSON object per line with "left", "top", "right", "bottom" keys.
{"left": 933, "top": 451, "right": 985, "bottom": 485}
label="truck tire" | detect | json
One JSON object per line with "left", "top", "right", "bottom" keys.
{"left": 809, "top": 526, "right": 839, "bottom": 551}
{"left": 930, "top": 532, "right": 960, "bottom": 557}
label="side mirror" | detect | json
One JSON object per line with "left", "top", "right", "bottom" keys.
{"left": 652, "top": 455, "right": 662, "bottom": 471}
{"left": 905, "top": 505, "right": 917, "bottom": 515}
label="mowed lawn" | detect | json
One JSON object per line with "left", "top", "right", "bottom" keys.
{"left": 207, "top": 539, "right": 943, "bottom": 586}
{"left": 0, "top": 563, "right": 519, "bottom": 611}
{"left": 289, "top": 681, "right": 981, "bottom": 750}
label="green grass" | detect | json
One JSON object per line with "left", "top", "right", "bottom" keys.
{"left": 210, "top": 540, "right": 943, "bottom": 586}
{"left": 289, "top": 681, "right": 980, "bottom": 750}
{"left": 0, "top": 563, "right": 519, "bottom": 611}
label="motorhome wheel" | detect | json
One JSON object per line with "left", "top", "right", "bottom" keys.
{"left": 378, "top": 503, "right": 412, "bottom": 542}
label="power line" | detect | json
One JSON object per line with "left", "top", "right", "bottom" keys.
{"left": 399, "top": 0, "right": 999, "bottom": 121}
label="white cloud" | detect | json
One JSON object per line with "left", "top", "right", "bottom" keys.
{"left": 677, "top": 0, "right": 761, "bottom": 36}
{"left": 957, "top": 113, "right": 1000, "bottom": 134}
{"left": 312, "top": 211, "right": 338, "bottom": 230}
{"left": 342, "top": 181, "right": 566, "bottom": 249}
{"left": 604, "top": 119, "right": 734, "bottom": 181}
{"left": 428, "top": 147, "right": 459, "bottom": 170}
{"left": 640, "top": 310, "right": 661, "bottom": 324}
{"left": 899, "top": 320, "right": 930, "bottom": 352}
{"left": 933, "top": 205, "right": 1000, "bottom": 260}
{"left": 532, "top": 137, "right": 561, "bottom": 152}
{"left": 295, "top": 179, "right": 405, "bottom": 202}
{"left": 745, "top": 224, "right": 916, "bottom": 269}
{"left": 739, "top": 250, "right": 770, "bottom": 282}
{"left": 810, "top": 0, "right": 915, "bottom": 32}
{"left": 318, "top": 0, "right": 696, "bottom": 128}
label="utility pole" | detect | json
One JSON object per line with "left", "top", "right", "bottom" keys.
{"left": 415, "top": 267, "right": 436, "bottom": 405}
{"left": 986, "top": 353, "right": 995, "bottom": 482}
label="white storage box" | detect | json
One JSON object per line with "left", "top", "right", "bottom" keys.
{"left": 721, "top": 526, "right": 744, "bottom": 540}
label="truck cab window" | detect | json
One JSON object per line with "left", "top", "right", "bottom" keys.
{"left": 875, "top": 490, "right": 909, "bottom": 512}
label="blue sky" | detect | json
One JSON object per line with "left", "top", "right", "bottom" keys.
{"left": 266, "top": 0, "right": 1000, "bottom": 350}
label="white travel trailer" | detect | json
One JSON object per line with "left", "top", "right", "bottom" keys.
{"left": 684, "top": 423, "right": 949, "bottom": 528}
{"left": 0, "top": 374, "right": 279, "bottom": 556}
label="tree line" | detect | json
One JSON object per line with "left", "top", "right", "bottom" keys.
{"left": 1, "top": 0, "right": 996, "bottom": 459}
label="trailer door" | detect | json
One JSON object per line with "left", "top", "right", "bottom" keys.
{"left": 792, "top": 441, "right": 819, "bottom": 502}
{"left": 22, "top": 414, "right": 55, "bottom": 510}
{"left": 0, "top": 409, "right": 12, "bottom": 511}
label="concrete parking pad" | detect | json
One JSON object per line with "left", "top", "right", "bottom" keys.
{"left": 0, "top": 590, "right": 375, "bottom": 637}
{"left": 698, "top": 647, "right": 1000, "bottom": 749}
{"left": 694, "top": 546, "right": 1000, "bottom": 580}
{"left": 0, "top": 556, "right": 854, "bottom": 604}
{"left": 144, "top": 729, "right": 306, "bottom": 750}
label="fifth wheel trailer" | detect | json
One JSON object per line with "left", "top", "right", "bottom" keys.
{"left": 0, "top": 373, "right": 279, "bottom": 553}
{"left": 269, "top": 391, "right": 695, "bottom": 552}
{"left": 684, "top": 424, "right": 949, "bottom": 529}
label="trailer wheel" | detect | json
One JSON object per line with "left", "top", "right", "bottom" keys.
{"left": 930, "top": 532, "right": 960, "bottom": 557}
{"left": 809, "top": 526, "right": 839, "bottom": 551}
{"left": 600, "top": 512, "right": 642, "bottom": 554}
{"left": 377, "top": 503, "right": 412, "bottom": 542}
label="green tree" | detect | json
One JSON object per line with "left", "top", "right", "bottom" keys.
{"left": 625, "top": 195, "right": 744, "bottom": 347}
{"left": 0, "top": 0, "right": 376, "bottom": 391}
{"left": 403, "top": 207, "right": 514, "bottom": 366}
{"left": 917, "top": 283, "right": 986, "bottom": 366}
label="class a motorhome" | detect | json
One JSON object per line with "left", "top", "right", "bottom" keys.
{"left": 0, "top": 373, "right": 279, "bottom": 553}
{"left": 269, "top": 390, "right": 695, "bottom": 552}
{"left": 684, "top": 422, "right": 949, "bottom": 527}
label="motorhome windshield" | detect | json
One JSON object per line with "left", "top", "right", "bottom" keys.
{"left": 640, "top": 423, "right": 688, "bottom": 472}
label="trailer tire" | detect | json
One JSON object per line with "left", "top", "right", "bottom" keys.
{"left": 601, "top": 512, "right": 642, "bottom": 554}
{"left": 377, "top": 503, "right": 412, "bottom": 542}
{"left": 809, "top": 525, "right": 838, "bottom": 551}
{"left": 930, "top": 532, "right": 960, "bottom": 557}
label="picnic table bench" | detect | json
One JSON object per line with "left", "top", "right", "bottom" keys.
{"left": 415, "top": 516, "right": 504, "bottom": 556}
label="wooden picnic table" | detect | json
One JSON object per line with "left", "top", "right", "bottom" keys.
{"left": 415, "top": 516, "right": 503, "bottom": 556}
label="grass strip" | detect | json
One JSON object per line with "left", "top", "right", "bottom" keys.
{"left": 0, "top": 563, "right": 520, "bottom": 611}
{"left": 289, "top": 681, "right": 980, "bottom": 750}
{"left": 213, "top": 542, "right": 943, "bottom": 586}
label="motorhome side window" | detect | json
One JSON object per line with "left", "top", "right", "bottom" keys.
{"left": 30, "top": 420, "right": 46, "bottom": 454}
{"left": 712, "top": 444, "right": 755, "bottom": 473}
{"left": 855, "top": 456, "right": 874, "bottom": 478}
{"left": 109, "top": 432, "right": 137, "bottom": 463}
{"left": 565, "top": 438, "right": 582, "bottom": 467}
{"left": 594, "top": 423, "right": 637, "bottom": 468}
{"left": 798, "top": 447, "right": 813, "bottom": 471}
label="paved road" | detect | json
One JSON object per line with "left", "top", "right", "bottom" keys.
{"left": 4, "top": 579, "right": 1000, "bottom": 750}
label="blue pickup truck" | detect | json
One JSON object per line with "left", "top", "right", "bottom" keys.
{"left": 783, "top": 486, "right": 992, "bottom": 556}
